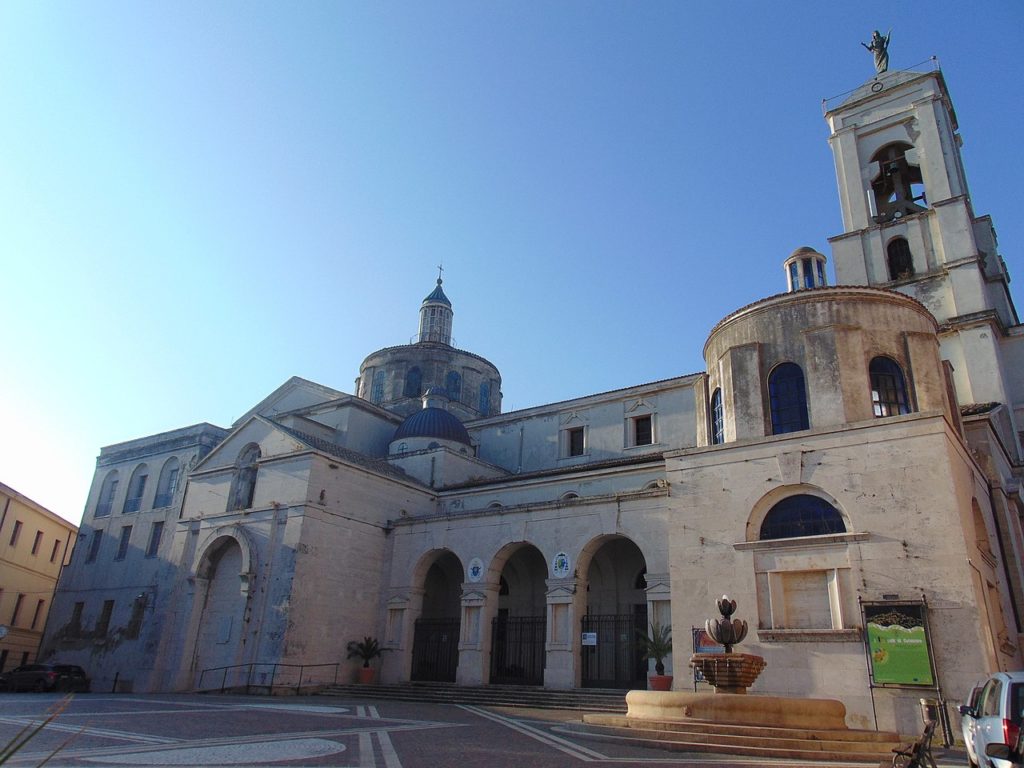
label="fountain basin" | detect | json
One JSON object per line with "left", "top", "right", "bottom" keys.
{"left": 625, "top": 690, "right": 848, "bottom": 730}
{"left": 689, "top": 652, "right": 766, "bottom": 694}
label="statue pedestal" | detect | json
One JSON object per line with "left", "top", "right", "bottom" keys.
{"left": 689, "top": 652, "right": 766, "bottom": 694}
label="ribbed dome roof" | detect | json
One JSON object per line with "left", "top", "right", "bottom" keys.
{"left": 393, "top": 407, "right": 471, "bottom": 445}
{"left": 422, "top": 279, "right": 451, "bottom": 307}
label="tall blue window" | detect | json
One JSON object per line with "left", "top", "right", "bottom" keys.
{"left": 710, "top": 388, "right": 724, "bottom": 445}
{"left": 403, "top": 367, "right": 422, "bottom": 398}
{"left": 870, "top": 356, "right": 911, "bottom": 417}
{"left": 760, "top": 494, "right": 846, "bottom": 540}
{"left": 768, "top": 362, "right": 809, "bottom": 434}
{"left": 446, "top": 371, "right": 462, "bottom": 402}
{"left": 371, "top": 370, "right": 385, "bottom": 404}
{"left": 479, "top": 381, "right": 491, "bottom": 416}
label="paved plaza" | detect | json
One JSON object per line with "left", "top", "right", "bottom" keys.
{"left": 0, "top": 692, "right": 967, "bottom": 767}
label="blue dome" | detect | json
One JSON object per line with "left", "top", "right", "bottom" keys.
{"left": 422, "top": 279, "right": 452, "bottom": 307}
{"left": 393, "top": 407, "right": 471, "bottom": 445}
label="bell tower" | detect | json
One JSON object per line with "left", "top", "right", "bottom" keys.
{"left": 824, "top": 64, "right": 1022, "bottom": 453}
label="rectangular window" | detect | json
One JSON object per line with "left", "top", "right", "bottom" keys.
{"left": 154, "top": 468, "right": 179, "bottom": 508}
{"left": 86, "top": 531, "right": 103, "bottom": 563}
{"left": 31, "top": 531, "right": 43, "bottom": 556}
{"left": 9, "top": 520, "right": 22, "bottom": 547}
{"left": 0, "top": 650, "right": 8, "bottom": 673}
{"left": 96, "top": 600, "right": 115, "bottom": 637}
{"left": 30, "top": 599, "right": 44, "bottom": 630}
{"left": 633, "top": 415, "right": 653, "bottom": 446}
{"left": 115, "top": 526, "right": 132, "bottom": 561}
{"left": 10, "top": 594, "right": 24, "bottom": 626}
{"left": 146, "top": 522, "right": 164, "bottom": 558}
{"left": 568, "top": 427, "right": 585, "bottom": 457}
{"left": 19, "top": 652, "right": 28, "bottom": 668}
{"left": 50, "top": 540, "right": 61, "bottom": 563}
{"left": 96, "top": 479, "right": 117, "bottom": 518}
{"left": 70, "top": 602, "right": 84, "bottom": 631}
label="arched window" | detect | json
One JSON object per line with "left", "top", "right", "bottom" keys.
{"left": 123, "top": 464, "right": 150, "bottom": 514}
{"left": 446, "top": 370, "right": 462, "bottom": 401}
{"left": 154, "top": 457, "right": 180, "bottom": 508}
{"left": 403, "top": 367, "right": 422, "bottom": 398}
{"left": 886, "top": 238, "right": 914, "bottom": 280}
{"left": 870, "top": 356, "right": 911, "bottom": 417}
{"left": 870, "top": 142, "right": 926, "bottom": 221}
{"left": 370, "top": 370, "right": 385, "bottom": 404}
{"left": 479, "top": 381, "right": 491, "bottom": 416}
{"left": 768, "top": 363, "right": 809, "bottom": 434}
{"left": 710, "top": 388, "right": 724, "bottom": 445}
{"left": 229, "top": 444, "right": 261, "bottom": 511}
{"left": 96, "top": 470, "right": 119, "bottom": 518}
{"left": 760, "top": 495, "right": 846, "bottom": 540}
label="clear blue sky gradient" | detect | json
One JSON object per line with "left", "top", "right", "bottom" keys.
{"left": 2, "top": 2, "right": 1022, "bottom": 523}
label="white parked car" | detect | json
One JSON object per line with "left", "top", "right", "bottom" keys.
{"left": 960, "top": 671, "right": 1024, "bottom": 768}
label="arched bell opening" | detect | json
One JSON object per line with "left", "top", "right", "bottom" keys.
{"left": 410, "top": 550, "right": 463, "bottom": 682}
{"left": 579, "top": 536, "right": 649, "bottom": 689}
{"left": 489, "top": 544, "right": 547, "bottom": 686}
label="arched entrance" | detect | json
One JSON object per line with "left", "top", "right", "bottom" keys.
{"left": 193, "top": 538, "right": 247, "bottom": 682}
{"left": 490, "top": 544, "right": 546, "bottom": 685}
{"left": 580, "top": 536, "right": 648, "bottom": 689}
{"left": 411, "top": 550, "right": 462, "bottom": 682}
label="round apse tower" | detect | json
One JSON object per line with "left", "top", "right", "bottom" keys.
{"left": 355, "top": 276, "right": 502, "bottom": 421}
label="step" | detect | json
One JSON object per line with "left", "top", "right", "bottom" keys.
{"left": 318, "top": 683, "right": 628, "bottom": 712}
{"left": 562, "top": 717, "right": 906, "bottom": 763}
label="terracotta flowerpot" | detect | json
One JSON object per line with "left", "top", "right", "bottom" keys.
{"left": 357, "top": 667, "right": 376, "bottom": 684}
{"left": 648, "top": 674, "right": 673, "bottom": 691}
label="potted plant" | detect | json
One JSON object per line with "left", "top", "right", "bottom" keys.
{"left": 637, "top": 619, "right": 673, "bottom": 691}
{"left": 347, "top": 636, "right": 385, "bottom": 684}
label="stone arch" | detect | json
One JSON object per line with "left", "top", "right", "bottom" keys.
{"left": 486, "top": 541, "right": 547, "bottom": 685}
{"left": 577, "top": 534, "right": 650, "bottom": 689}
{"left": 745, "top": 485, "right": 850, "bottom": 543}
{"left": 409, "top": 548, "right": 463, "bottom": 683}
{"left": 189, "top": 530, "right": 255, "bottom": 686}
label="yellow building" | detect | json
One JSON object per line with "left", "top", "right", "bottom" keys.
{"left": 0, "top": 483, "right": 77, "bottom": 671}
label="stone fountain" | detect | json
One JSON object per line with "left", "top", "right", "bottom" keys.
{"left": 622, "top": 595, "right": 849, "bottom": 731}
{"left": 689, "top": 595, "right": 766, "bottom": 694}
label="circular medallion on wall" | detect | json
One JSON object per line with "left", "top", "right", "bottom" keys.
{"left": 551, "top": 551, "right": 571, "bottom": 579}
{"left": 467, "top": 557, "right": 484, "bottom": 582}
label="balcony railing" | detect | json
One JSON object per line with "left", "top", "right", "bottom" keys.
{"left": 153, "top": 492, "right": 173, "bottom": 509}
{"left": 95, "top": 501, "right": 112, "bottom": 518}
{"left": 122, "top": 497, "right": 142, "bottom": 514}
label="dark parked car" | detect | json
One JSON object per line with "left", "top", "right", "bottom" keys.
{"left": 0, "top": 664, "right": 91, "bottom": 692}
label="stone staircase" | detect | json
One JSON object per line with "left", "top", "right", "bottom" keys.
{"left": 561, "top": 714, "right": 907, "bottom": 763}
{"left": 317, "top": 682, "right": 628, "bottom": 713}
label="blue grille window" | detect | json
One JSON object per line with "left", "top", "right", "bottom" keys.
{"left": 760, "top": 495, "right": 846, "bottom": 540}
{"left": 404, "top": 367, "right": 422, "bottom": 398}
{"left": 446, "top": 371, "right": 462, "bottom": 401}
{"left": 710, "top": 388, "right": 724, "bottom": 445}
{"left": 371, "top": 370, "right": 385, "bottom": 404}
{"left": 769, "top": 363, "right": 809, "bottom": 434}
{"left": 479, "top": 381, "right": 491, "bottom": 416}
{"left": 870, "top": 357, "right": 911, "bottom": 417}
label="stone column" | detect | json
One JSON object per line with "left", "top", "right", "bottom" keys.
{"left": 544, "top": 576, "right": 583, "bottom": 689}
{"left": 381, "top": 587, "right": 423, "bottom": 684}
{"left": 457, "top": 581, "right": 499, "bottom": 686}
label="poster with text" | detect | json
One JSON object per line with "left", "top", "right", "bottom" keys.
{"left": 863, "top": 602, "right": 934, "bottom": 686}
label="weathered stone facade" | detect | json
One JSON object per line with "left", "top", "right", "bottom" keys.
{"left": 42, "top": 65, "right": 1023, "bottom": 738}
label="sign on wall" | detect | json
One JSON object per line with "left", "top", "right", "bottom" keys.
{"left": 552, "top": 552, "right": 571, "bottom": 578}
{"left": 691, "top": 627, "right": 723, "bottom": 685}
{"left": 862, "top": 601, "right": 935, "bottom": 686}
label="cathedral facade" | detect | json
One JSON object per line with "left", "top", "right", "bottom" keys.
{"left": 42, "top": 65, "right": 1023, "bottom": 736}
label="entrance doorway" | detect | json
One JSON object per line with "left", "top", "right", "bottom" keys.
{"left": 581, "top": 537, "right": 648, "bottom": 689}
{"left": 489, "top": 545, "right": 546, "bottom": 685}
{"left": 411, "top": 551, "right": 462, "bottom": 682}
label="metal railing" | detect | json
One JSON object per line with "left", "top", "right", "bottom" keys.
{"left": 196, "top": 662, "right": 340, "bottom": 694}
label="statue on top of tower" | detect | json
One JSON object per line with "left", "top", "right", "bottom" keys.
{"left": 862, "top": 29, "right": 891, "bottom": 74}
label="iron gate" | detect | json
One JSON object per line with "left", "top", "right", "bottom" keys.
{"left": 411, "top": 618, "right": 460, "bottom": 682}
{"left": 580, "top": 611, "right": 647, "bottom": 689}
{"left": 490, "top": 615, "right": 545, "bottom": 685}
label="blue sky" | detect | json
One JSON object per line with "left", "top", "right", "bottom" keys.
{"left": 2, "top": 2, "right": 1022, "bottom": 524}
